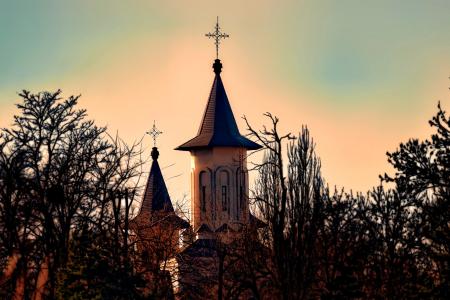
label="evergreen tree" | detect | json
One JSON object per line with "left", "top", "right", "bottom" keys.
{"left": 385, "top": 103, "right": 449, "bottom": 298}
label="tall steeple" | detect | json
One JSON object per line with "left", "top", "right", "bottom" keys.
{"left": 175, "top": 59, "right": 261, "bottom": 151}
{"left": 176, "top": 17, "right": 260, "bottom": 151}
{"left": 175, "top": 19, "right": 261, "bottom": 233}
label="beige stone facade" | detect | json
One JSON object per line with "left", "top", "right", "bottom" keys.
{"left": 190, "top": 146, "right": 249, "bottom": 232}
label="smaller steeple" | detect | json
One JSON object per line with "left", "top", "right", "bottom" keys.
{"left": 140, "top": 146, "right": 174, "bottom": 214}
{"left": 132, "top": 144, "right": 188, "bottom": 229}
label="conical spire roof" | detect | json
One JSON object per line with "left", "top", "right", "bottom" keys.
{"left": 140, "top": 147, "right": 174, "bottom": 213}
{"left": 132, "top": 147, "right": 189, "bottom": 229}
{"left": 175, "top": 59, "right": 261, "bottom": 151}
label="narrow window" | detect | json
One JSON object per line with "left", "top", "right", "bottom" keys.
{"left": 218, "top": 170, "right": 230, "bottom": 214}
{"left": 200, "top": 171, "right": 208, "bottom": 212}
{"left": 240, "top": 185, "right": 244, "bottom": 209}
{"left": 222, "top": 185, "right": 228, "bottom": 211}
{"left": 201, "top": 186, "right": 206, "bottom": 212}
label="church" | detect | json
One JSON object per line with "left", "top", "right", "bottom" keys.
{"left": 130, "top": 20, "right": 267, "bottom": 299}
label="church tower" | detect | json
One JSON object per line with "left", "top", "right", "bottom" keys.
{"left": 175, "top": 59, "right": 261, "bottom": 235}
{"left": 131, "top": 146, "right": 189, "bottom": 265}
{"left": 168, "top": 20, "right": 267, "bottom": 298}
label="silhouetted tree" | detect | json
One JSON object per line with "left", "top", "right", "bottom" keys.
{"left": 317, "top": 189, "right": 367, "bottom": 299}
{"left": 0, "top": 90, "right": 145, "bottom": 298}
{"left": 1, "top": 89, "right": 448, "bottom": 299}
{"left": 245, "top": 114, "right": 325, "bottom": 299}
{"left": 227, "top": 227, "right": 275, "bottom": 300}
{"left": 384, "top": 102, "right": 450, "bottom": 298}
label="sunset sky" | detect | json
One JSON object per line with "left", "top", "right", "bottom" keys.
{"left": 1, "top": 0, "right": 449, "bottom": 201}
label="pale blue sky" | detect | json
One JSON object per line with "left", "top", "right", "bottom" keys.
{"left": 1, "top": 0, "right": 449, "bottom": 197}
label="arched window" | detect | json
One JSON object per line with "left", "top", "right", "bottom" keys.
{"left": 199, "top": 171, "right": 208, "bottom": 212}
{"left": 235, "top": 168, "right": 247, "bottom": 220}
{"left": 219, "top": 170, "right": 230, "bottom": 213}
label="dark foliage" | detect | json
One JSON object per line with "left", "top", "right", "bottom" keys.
{"left": 242, "top": 102, "right": 449, "bottom": 300}
{"left": 0, "top": 90, "right": 147, "bottom": 299}
{"left": 1, "top": 89, "right": 448, "bottom": 299}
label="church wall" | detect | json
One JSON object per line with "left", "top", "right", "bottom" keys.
{"left": 189, "top": 147, "right": 249, "bottom": 232}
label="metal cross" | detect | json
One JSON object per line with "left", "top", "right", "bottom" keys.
{"left": 205, "top": 16, "right": 229, "bottom": 59}
{"left": 146, "top": 120, "right": 163, "bottom": 147}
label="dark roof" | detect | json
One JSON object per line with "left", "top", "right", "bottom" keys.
{"left": 249, "top": 213, "right": 267, "bottom": 228}
{"left": 132, "top": 147, "right": 189, "bottom": 229}
{"left": 175, "top": 59, "right": 261, "bottom": 151}
{"left": 195, "top": 223, "right": 213, "bottom": 233}
{"left": 215, "top": 223, "right": 235, "bottom": 233}
{"left": 179, "top": 238, "right": 218, "bottom": 258}
{"left": 163, "top": 213, "right": 190, "bottom": 229}
{"left": 141, "top": 147, "right": 174, "bottom": 212}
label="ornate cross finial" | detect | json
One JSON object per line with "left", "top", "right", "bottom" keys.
{"left": 146, "top": 120, "right": 163, "bottom": 147}
{"left": 205, "top": 16, "right": 229, "bottom": 59}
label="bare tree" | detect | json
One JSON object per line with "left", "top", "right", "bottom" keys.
{"left": 244, "top": 113, "right": 325, "bottom": 300}
{"left": 0, "top": 90, "right": 145, "bottom": 299}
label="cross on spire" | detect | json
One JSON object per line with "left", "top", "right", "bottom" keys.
{"left": 146, "top": 120, "right": 163, "bottom": 147}
{"left": 205, "top": 16, "right": 229, "bottom": 59}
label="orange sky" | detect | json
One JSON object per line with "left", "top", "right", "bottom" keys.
{"left": 1, "top": 1, "right": 449, "bottom": 202}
